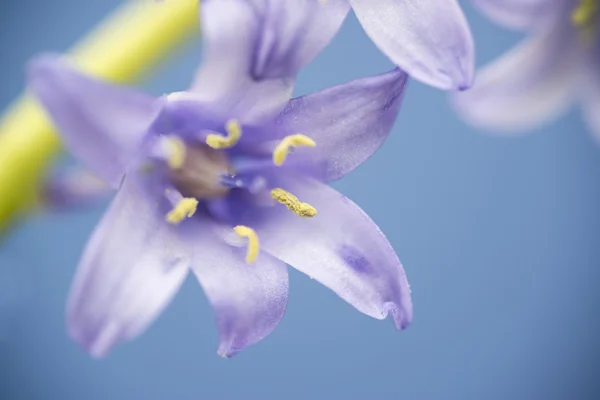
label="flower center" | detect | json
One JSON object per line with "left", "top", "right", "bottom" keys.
{"left": 167, "top": 140, "right": 233, "bottom": 200}
{"left": 572, "top": 0, "right": 599, "bottom": 42}
{"left": 162, "top": 119, "right": 319, "bottom": 264}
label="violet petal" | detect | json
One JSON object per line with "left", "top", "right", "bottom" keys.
{"left": 256, "top": 174, "right": 412, "bottom": 330}
{"left": 190, "top": 0, "right": 348, "bottom": 123}
{"left": 187, "top": 219, "right": 289, "bottom": 358}
{"left": 349, "top": 0, "right": 474, "bottom": 90}
{"left": 251, "top": 0, "right": 350, "bottom": 79}
{"left": 278, "top": 68, "right": 408, "bottom": 181}
{"left": 190, "top": 0, "right": 292, "bottom": 122}
{"left": 27, "top": 54, "right": 160, "bottom": 188}
{"left": 67, "top": 175, "right": 190, "bottom": 357}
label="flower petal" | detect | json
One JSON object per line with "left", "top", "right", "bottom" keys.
{"left": 251, "top": 0, "right": 350, "bottom": 79}
{"left": 450, "top": 26, "right": 580, "bottom": 132}
{"left": 28, "top": 54, "right": 159, "bottom": 188}
{"left": 255, "top": 175, "right": 412, "bottom": 330}
{"left": 67, "top": 175, "right": 190, "bottom": 357}
{"left": 190, "top": 0, "right": 349, "bottom": 123}
{"left": 187, "top": 219, "right": 289, "bottom": 358}
{"left": 350, "top": 0, "right": 474, "bottom": 90}
{"left": 149, "top": 92, "right": 276, "bottom": 146}
{"left": 277, "top": 68, "right": 408, "bottom": 181}
{"left": 470, "top": 0, "right": 560, "bottom": 30}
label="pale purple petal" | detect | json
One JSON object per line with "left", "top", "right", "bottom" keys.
{"left": 255, "top": 175, "right": 412, "bottom": 330}
{"left": 470, "top": 0, "right": 562, "bottom": 30}
{"left": 148, "top": 92, "right": 221, "bottom": 137}
{"left": 28, "top": 54, "right": 160, "bottom": 188}
{"left": 190, "top": 0, "right": 291, "bottom": 122}
{"left": 67, "top": 175, "right": 190, "bottom": 357}
{"left": 450, "top": 26, "right": 580, "bottom": 132}
{"left": 149, "top": 92, "right": 275, "bottom": 145}
{"left": 350, "top": 0, "right": 474, "bottom": 90}
{"left": 190, "top": 0, "right": 348, "bottom": 123}
{"left": 251, "top": 0, "right": 350, "bottom": 79}
{"left": 277, "top": 68, "right": 408, "bottom": 181}
{"left": 186, "top": 219, "right": 288, "bottom": 358}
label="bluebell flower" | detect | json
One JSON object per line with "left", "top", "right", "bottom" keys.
{"left": 452, "top": 0, "right": 600, "bottom": 138}
{"left": 29, "top": 0, "right": 412, "bottom": 357}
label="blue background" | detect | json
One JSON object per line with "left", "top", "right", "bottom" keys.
{"left": 1, "top": 1, "right": 599, "bottom": 399}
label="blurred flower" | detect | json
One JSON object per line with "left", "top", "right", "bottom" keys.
{"left": 28, "top": 0, "right": 412, "bottom": 358}
{"left": 345, "top": 0, "right": 475, "bottom": 90}
{"left": 452, "top": 0, "right": 600, "bottom": 139}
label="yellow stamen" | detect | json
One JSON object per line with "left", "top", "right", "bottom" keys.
{"left": 206, "top": 119, "right": 242, "bottom": 149}
{"left": 165, "top": 197, "right": 198, "bottom": 224}
{"left": 270, "top": 188, "right": 317, "bottom": 218}
{"left": 272, "top": 134, "right": 316, "bottom": 166}
{"left": 234, "top": 225, "right": 260, "bottom": 264}
{"left": 572, "top": 0, "right": 598, "bottom": 28}
{"left": 165, "top": 136, "right": 186, "bottom": 170}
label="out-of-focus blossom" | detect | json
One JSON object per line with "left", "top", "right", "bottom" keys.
{"left": 452, "top": 0, "right": 600, "bottom": 139}
{"left": 29, "top": 0, "right": 412, "bottom": 358}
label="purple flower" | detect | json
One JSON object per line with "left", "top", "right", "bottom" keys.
{"left": 28, "top": 0, "right": 412, "bottom": 358}
{"left": 452, "top": 0, "right": 600, "bottom": 138}
{"left": 345, "top": 0, "right": 475, "bottom": 90}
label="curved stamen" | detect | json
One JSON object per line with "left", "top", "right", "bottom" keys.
{"left": 206, "top": 119, "right": 242, "bottom": 149}
{"left": 271, "top": 188, "right": 317, "bottom": 218}
{"left": 166, "top": 197, "right": 198, "bottom": 224}
{"left": 272, "top": 134, "right": 316, "bottom": 166}
{"left": 234, "top": 225, "right": 260, "bottom": 263}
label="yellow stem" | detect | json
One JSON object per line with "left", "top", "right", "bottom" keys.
{"left": 0, "top": 0, "right": 199, "bottom": 235}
